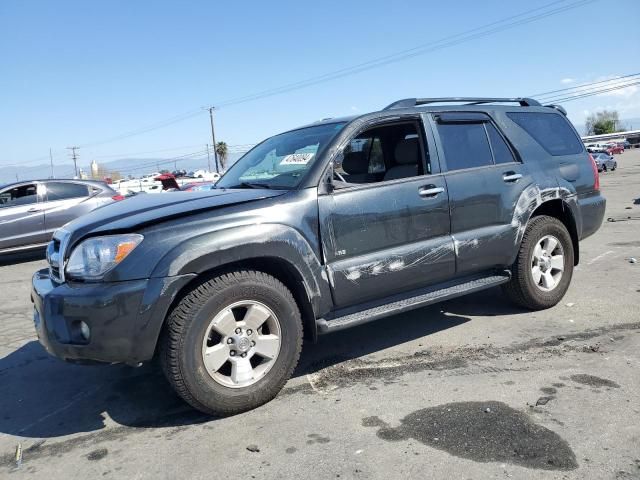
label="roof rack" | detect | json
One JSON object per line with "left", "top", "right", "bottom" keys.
{"left": 544, "top": 104, "right": 567, "bottom": 116}
{"left": 383, "top": 97, "right": 541, "bottom": 110}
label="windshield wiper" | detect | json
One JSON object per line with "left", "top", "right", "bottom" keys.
{"left": 236, "top": 182, "right": 272, "bottom": 189}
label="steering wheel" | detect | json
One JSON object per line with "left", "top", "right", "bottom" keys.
{"left": 333, "top": 169, "right": 347, "bottom": 183}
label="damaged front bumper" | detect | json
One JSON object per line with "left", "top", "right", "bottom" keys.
{"left": 31, "top": 268, "right": 195, "bottom": 365}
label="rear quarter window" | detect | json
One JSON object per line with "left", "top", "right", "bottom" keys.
{"left": 507, "top": 112, "right": 583, "bottom": 156}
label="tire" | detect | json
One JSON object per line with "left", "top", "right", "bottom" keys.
{"left": 502, "top": 215, "right": 574, "bottom": 310}
{"left": 612, "top": 164, "right": 617, "bottom": 171}
{"left": 602, "top": 165, "right": 607, "bottom": 172}
{"left": 160, "top": 270, "right": 303, "bottom": 416}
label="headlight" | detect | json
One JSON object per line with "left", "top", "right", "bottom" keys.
{"left": 66, "top": 234, "right": 143, "bottom": 280}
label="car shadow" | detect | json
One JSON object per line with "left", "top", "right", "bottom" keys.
{"left": 0, "top": 288, "right": 523, "bottom": 439}
{"left": 294, "top": 286, "right": 525, "bottom": 374}
{"left": 0, "top": 248, "right": 46, "bottom": 266}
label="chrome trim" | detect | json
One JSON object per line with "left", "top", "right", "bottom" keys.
{"left": 50, "top": 228, "right": 71, "bottom": 282}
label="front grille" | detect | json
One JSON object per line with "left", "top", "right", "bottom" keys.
{"left": 47, "top": 229, "right": 70, "bottom": 282}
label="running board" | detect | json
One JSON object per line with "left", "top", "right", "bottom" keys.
{"left": 316, "top": 273, "right": 511, "bottom": 334}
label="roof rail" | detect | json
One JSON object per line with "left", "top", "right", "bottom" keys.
{"left": 544, "top": 104, "right": 567, "bottom": 116}
{"left": 383, "top": 97, "right": 541, "bottom": 110}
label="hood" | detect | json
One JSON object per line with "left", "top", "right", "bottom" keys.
{"left": 63, "top": 188, "right": 286, "bottom": 244}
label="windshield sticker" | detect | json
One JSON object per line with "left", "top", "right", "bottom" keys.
{"left": 280, "top": 153, "right": 314, "bottom": 165}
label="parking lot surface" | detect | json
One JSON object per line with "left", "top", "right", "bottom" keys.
{"left": 1, "top": 151, "right": 639, "bottom": 479}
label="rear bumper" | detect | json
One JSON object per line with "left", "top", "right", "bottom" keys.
{"left": 31, "top": 269, "right": 195, "bottom": 364}
{"left": 576, "top": 192, "right": 606, "bottom": 240}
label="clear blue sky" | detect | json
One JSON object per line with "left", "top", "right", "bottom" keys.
{"left": 1, "top": 0, "right": 639, "bottom": 168}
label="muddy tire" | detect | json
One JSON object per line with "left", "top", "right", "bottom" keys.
{"left": 160, "top": 270, "right": 303, "bottom": 416}
{"left": 502, "top": 215, "right": 574, "bottom": 310}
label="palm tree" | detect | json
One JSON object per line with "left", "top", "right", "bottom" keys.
{"left": 215, "top": 142, "right": 228, "bottom": 171}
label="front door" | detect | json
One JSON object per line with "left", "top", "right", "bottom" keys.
{"left": 0, "top": 182, "right": 46, "bottom": 250}
{"left": 318, "top": 119, "right": 454, "bottom": 308}
{"left": 429, "top": 112, "right": 532, "bottom": 275}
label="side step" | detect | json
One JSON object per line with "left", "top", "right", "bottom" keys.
{"left": 316, "top": 272, "right": 510, "bottom": 334}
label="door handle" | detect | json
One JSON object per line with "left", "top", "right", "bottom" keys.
{"left": 418, "top": 186, "right": 444, "bottom": 198}
{"left": 502, "top": 172, "right": 523, "bottom": 183}
{"left": 27, "top": 207, "right": 42, "bottom": 213}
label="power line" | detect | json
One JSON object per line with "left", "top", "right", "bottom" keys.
{"left": 531, "top": 72, "right": 640, "bottom": 97}
{"left": 534, "top": 76, "right": 640, "bottom": 102}
{"left": 215, "top": 0, "right": 590, "bottom": 108}
{"left": 56, "top": 0, "right": 594, "bottom": 150}
{"left": 543, "top": 80, "right": 640, "bottom": 103}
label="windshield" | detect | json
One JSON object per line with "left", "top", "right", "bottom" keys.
{"left": 216, "top": 122, "right": 346, "bottom": 189}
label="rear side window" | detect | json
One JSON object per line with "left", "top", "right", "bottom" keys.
{"left": 507, "top": 112, "right": 583, "bottom": 156}
{"left": 46, "top": 182, "right": 89, "bottom": 201}
{"left": 486, "top": 124, "right": 516, "bottom": 164}
{"left": 436, "top": 123, "right": 493, "bottom": 170}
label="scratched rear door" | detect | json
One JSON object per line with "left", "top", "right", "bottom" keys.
{"left": 318, "top": 118, "right": 455, "bottom": 309}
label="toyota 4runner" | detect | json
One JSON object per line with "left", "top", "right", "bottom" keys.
{"left": 31, "top": 97, "right": 606, "bottom": 415}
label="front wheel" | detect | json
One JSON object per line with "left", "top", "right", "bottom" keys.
{"left": 502, "top": 215, "right": 574, "bottom": 310}
{"left": 160, "top": 270, "right": 303, "bottom": 415}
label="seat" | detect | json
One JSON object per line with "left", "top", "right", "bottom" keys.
{"left": 383, "top": 138, "right": 420, "bottom": 181}
{"left": 342, "top": 151, "right": 377, "bottom": 184}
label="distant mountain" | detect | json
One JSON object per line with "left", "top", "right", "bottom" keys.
{"left": 0, "top": 152, "right": 245, "bottom": 185}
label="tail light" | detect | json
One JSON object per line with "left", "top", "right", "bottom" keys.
{"left": 112, "top": 194, "right": 126, "bottom": 201}
{"left": 588, "top": 154, "right": 600, "bottom": 191}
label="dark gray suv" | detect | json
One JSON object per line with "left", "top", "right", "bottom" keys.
{"left": 0, "top": 179, "right": 120, "bottom": 254}
{"left": 31, "top": 97, "right": 605, "bottom": 415}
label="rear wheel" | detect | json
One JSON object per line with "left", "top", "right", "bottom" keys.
{"left": 602, "top": 165, "right": 607, "bottom": 172}
{"left": 502, "top": 215, "right": 574, "bottom": 310}
{"left": 160, "top": 270, "right": 303, "bottom": 415}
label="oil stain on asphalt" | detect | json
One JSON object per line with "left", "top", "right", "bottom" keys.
{"left": 363, "top": 401, "right": 578, "bottom": 471}
{"left": 569, "top": 374, "right": 620, "bottom": 388}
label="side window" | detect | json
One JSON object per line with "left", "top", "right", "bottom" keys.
{"left": 507, "top": 112, "right": 583, "bottom": 156}
{"left": 486, "top": 124, "right": 516, "bottom": 164}
{"left": 368, "top": 137, "right": 385, "bottom": 173}
{"left": 337, "top": 122, "right": 428, "bottom": 186}
{"left": 0, "top": 184, "right": 38, "bottom": 208}
{"left": 45, "top": 182, "right": 90, "bottom": 201}
{"left": 436, "top": 122, "right": 493, "bottom": 170}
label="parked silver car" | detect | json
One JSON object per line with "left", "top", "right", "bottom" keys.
{"left": 0, "top": 179, "right": 121, "bottom": 254}
{"left": 591, "top": 153, "right": 617, "bottom": 172}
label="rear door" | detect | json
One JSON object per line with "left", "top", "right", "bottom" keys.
{"left": 429, "top": 112, "right": 532, "bottom": 275}
{"left": 318, "top": 118, "right": 454, "bottom": 308}
{"left": 0, "top": 182, "right": 47, "bottom": 250}
{"left": 42, "top": 181, "right": 94, "bottom": 238}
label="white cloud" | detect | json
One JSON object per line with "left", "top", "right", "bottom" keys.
{"left": 561, "top": 78, "right": 575, "bottom": 84}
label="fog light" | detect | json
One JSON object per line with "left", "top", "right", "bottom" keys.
{"left": 79, "top": 321, "right": 90, "bottom": 342}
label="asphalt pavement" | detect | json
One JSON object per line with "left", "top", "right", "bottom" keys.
{"left": 1, "top": 151, "right": 639, "bottom": 479}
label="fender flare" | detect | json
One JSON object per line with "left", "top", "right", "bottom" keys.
{"left": 150, "top": 223, "right": 332, "bottom": 317}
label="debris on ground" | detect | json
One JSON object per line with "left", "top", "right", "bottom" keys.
{"left": 583, "top": 343, "right": 601, "bottom": 353}
{"left": 566, "top": 303, "right": 575, "bottom": 307}
{"left": 536, "top": 396, "right": 554, "bottom": 406}
{"left": 246, "top": 444, "right": 260, "bottom": 453}
{"left": 629, "top": 258, "right": 637, "bottom": 264}
{"left": 14, "top": 442, "right": 22, "bottom": 469}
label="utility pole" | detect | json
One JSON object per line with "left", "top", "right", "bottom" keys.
{"left": 206, "top": 107, "right": 220, "bottom": 172}
{"left": 49, "top": 148, "right": 55, "bottom": 178}
{"left": 206, "top": 144, "right": 211, "bottom": 173}
{"left": 66, "top": 146, "right": 79, "bottom": 177}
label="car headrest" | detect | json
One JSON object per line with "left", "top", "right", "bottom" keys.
{"left": 342, "top": 151, "right": 370, "bottom": 174}
{"left": 394, "top": 138, "right": 419, "bottom": 165}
